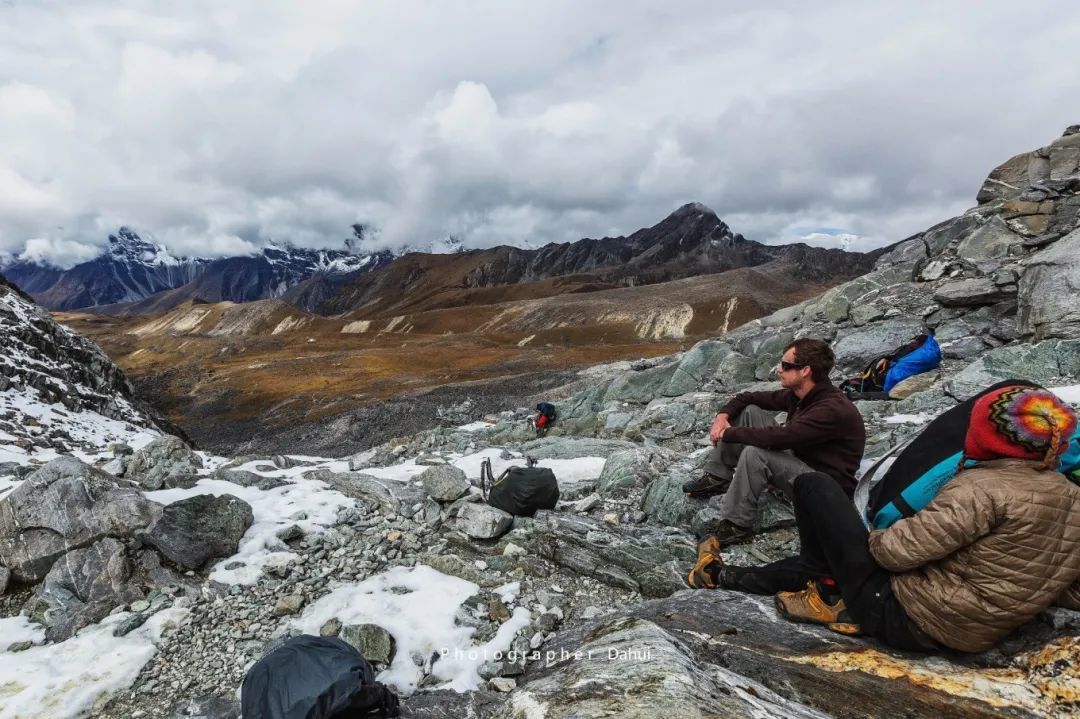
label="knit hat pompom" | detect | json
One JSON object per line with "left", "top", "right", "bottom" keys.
{"left": 964, "top": 386, "right": 1078, "bottom": 466}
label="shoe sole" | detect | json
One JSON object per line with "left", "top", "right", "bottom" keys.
{"left": 773, "top": 595, "right": 844, "bottom": 627}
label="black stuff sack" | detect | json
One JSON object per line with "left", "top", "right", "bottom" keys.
{"left": 481, "top": 457, "right": 559, "bottom": 517}
{"left": 241, "top": 635, "right": 400, "bottom": 719}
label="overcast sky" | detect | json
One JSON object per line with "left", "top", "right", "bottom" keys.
{"left": 1, "top": 1, "right": 1078, "bottom": 267}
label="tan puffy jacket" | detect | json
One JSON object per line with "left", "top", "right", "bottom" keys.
{"left": 869, "top": 459, "right": 1080, "bottom": 653}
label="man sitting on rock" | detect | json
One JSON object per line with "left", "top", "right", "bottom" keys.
{"left": 697, "top": 385, "right": 1080, "bottom": 653}
{"left": 682, "top": 338, "right": 866, "bottom": 545}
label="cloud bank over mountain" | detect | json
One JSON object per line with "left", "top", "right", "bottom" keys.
{"left": 1, "top": 1, "right": 1078, "bottom": 265}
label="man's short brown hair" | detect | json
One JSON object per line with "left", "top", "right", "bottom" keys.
{"left": 784, "top": 338, "right": 834, "bottom": 382}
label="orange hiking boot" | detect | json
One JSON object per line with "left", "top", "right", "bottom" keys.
{"left": 687, "top": 534, "right": 723, "bottom": 589}
{"left": 774, "top": 580, "right": 857, "bottom": 628}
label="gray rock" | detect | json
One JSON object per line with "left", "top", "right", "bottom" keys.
{"left": 319, "top": 618, "right": 343, "bottom": 637}
{"left": 420, "top": 464, "right": 470, "bottom": 502}
{"left": 499, "top": 615, "right": 825, "bottom": 719}
{"left": 663, "top": 341, "right": 731, "bottom": 396}
{"left": 714, "top": 351, "right": 758, "bottom": 386}
{"left": 452, "top": 503, "right": 513, "bottom": 540}
{"left": 945, "top": 339, "right": 1080, "bottom": 400}
{"left": 0, "top": 456, "right": 160, "bottom": 582}
{"left": 517, "top": 437, "right": 637, "bottom": 460}
{"left": 1019, "top": 227, "right": 1080, "bottom": 339}
{"left": 341, "top": 623, "right": 395, "bottom": 666}
{"left": 0, "top": 566, "right": 9, "bottom": 595}
{"left": 516, "top": 588, "right": 1054, "bottom": 719}
{"left": 955, "top": 216, "right": 1023, "bottom": 260}
{"left": 126, "top": 436, "right": 204, "bottom": 491}
{"left": 874, "top": 236, "right": 927, "bottom": 268}
{"left": 112, "top": 612, "right": 149, "bottom": 638}
{"left": 934, "top": 277, "right": 1015, "bottom": 307}
{"left": 140, "top": 494, "right": 253, "bottom": 571}
{"left": 601, "top": 360, "right": 679, "bottom": 404}
{"left": 213, "top": 468, "right": 287, "bottom": 491}
{"left": 272, "top": 594, "right": 305, "bottom": 616}
{"left": 641, "top": 469, "right": 698, "bottom": 528}
{"left": 520, "top": 512, "right": 694, "bottom": 597}
{"left": 28, "top": 537, "right": 143, "bottom": 641}
{"left": 595, "top": 449, "right": 661, "bottom": 499}
{"left": 312, "top": 470, "right": 426, "bottom": 516}
{"left": 887, "top": 371, "right": 941, "bottom": 400}
{"left": 101, "top": 457, "right": 127, "bottom": 477}
{"left": 832, "top": 319, "right": 925, "bottom": 370}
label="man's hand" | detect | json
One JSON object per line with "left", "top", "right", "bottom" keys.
{"left": 709, "top": 413, "right": 731, "bottom": 445}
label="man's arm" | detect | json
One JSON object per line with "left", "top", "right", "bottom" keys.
{"left": 721, "top": 399, "right": 833, "bottom": 450}
{"left": 1054, "top": 579, "right": 1080, "bottom": 611}
{"left": 720, "top": 389, "right": 792, "bottom": 420}
{"left": 868, "top": 480, "right": 998, "bottom": 572}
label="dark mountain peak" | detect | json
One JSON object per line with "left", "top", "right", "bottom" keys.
{"left": 669, "top": 202, "right": 718, "bottom": 220}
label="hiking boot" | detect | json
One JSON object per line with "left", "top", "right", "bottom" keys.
{"left": 774, "top": 580, "right": 855, "bottom": 627}
{"left": 708, "top": 519, "right": 753, "bottom": 546}
{"left": 682, "top": 472, "right": 732, "bottom": 497}
{"left": 687, "top": 534, "right": 723, "bottom": 589}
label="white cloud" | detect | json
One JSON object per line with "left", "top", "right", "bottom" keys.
{"left": 0, "top": 1, "right": 1077, "bottom": 265}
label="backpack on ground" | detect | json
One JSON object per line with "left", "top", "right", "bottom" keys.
{"left": 859, "top": 378, "right": 1080, "bottom": 530}
{"left": 481, "top": 456, "right": 559, "bottom": 517}
{"left": 534, "top": 402, "right": 557, "bottom": 437}
{"left": 241, "top": 635, "right": 400, "bottom": 719}
{"left": 840, "top": 331, "right": 941, "bottom": 400}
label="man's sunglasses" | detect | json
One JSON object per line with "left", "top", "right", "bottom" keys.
{"left": 778, "top": 360, "right": 807, "bottom": 372}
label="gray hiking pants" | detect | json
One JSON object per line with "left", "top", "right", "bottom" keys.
{"left": 702, "top": 405, "right": 814, "bottom": 528}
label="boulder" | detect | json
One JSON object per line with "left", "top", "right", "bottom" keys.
{"left": 662, "top": 340, "right": 731, "bottom": 396}
{"left": 945, "top": 339, "right": 1080, "bottom": 401}
{"left": 420, "top": 464, "right": 470, "bottom": 502}
{"left": 510, "top": 589, "right": 1074, "bottom": 719}
{"left": 517, "top": 437, "right": 637, "bottom": 460}
{"left": 311, "top": 470, "right": 426, "bottom": 516}
{"left": 140, "top": 494, "right": 253, "bottom": 571}
{"left": 452, "top": 503, "right": 513, "bottom": 540}
{"left": 601, "top": 360, "right": 679, "bottom": 405}
{"left": 340, "top": 623, "right": 396, "bottom": 666}
{"left": 499, "top": 616, "right": 825, "bottom": 719}
{"left": 955, "top": 216, "right": 1024, "bottom": 260}
{"left": 27, "top": 537, "right": 142, "bottom": 641}
{"left": 596, "top": 448, "right": 668, "bottom": 499}
{"left": 1019, "top": 227, "right": 1080, "bottom": 339}
{"left": 213, "top": 468, "right": 287, "bottom": 491}
{"left": 519, "top": 511, "right": 695, "bottom": 597}
{"left": 887, "top": 371, "right": 941, "bottom": 400}
{"left": 126, "top": 436, "right": 204, "bottom": 490}
{"left": 832, "top": 318, "right": 925, "bottom": 370}
{"left": 933, "top": 277, "right": 1016, "bottom": 307}
{"left": 0, "top": 456, "right": 160, "bottom": 582}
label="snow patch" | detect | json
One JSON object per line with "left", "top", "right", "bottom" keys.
{"left": 291, "top": 565, "right": 531, "bottom": 695}
{"left": 0, "top": 608, "right": 188, "bottom": 719}
{"left": 146, "top": 473, "right": 353, "bottom": 585}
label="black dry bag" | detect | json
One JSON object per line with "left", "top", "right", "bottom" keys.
{"left": 481, "top": 457, "right": 559, "bottom": 517}
{"left": 241, "top": 635, "right": 400, "bottom": 719}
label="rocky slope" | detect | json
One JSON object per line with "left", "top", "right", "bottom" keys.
{"left": 0, "top": 272, "right": 179, "bottom": 447}
{"left": 1, "top": 128, "right": 1079, "bottom": 719}
{"left": 2, "top": 228, "right": 392, "bottom": 312}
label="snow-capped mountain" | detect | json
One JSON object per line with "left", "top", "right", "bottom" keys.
{"left": 2, "top": 228, "right": 392, "bottom": 312}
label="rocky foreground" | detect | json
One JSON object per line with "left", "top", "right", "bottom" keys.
{"left": 3, "top": 127, "right": 1080, "bottom": 718}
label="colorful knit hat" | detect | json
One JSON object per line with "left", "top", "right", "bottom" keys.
{"left": 964, "top": 386, "right": 1078, "bottom": 466}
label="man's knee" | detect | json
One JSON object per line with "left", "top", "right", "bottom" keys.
{"left": 736, "top": 445, "right": 771, "bottom": 472}
{"left": 736, "top": 404, "right": 774, "bottom": 426}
